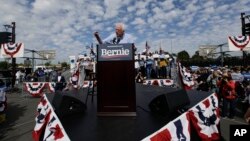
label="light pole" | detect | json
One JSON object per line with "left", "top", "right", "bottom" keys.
{"left": 168, "top": 32, "right": 174, "bottom": 55}
{"left": 171, "top": 38, "right": 173, "bottom": 55}
{"left": 3, "top": 22, "right": 16, "bottom": 88}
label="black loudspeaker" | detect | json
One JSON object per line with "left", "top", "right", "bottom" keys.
{"left": 52, "top": 91, "right": 86, "bottom": 118}
{"left": 149, "top": 89, "right": 190, "bottom": 116}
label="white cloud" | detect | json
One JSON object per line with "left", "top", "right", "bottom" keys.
{"left": 127, "top": 6, "right": 135, "bottom": 12}
{"left": 136, "top": 8, "right": 148, "bottom": 16}
{"left": 131, "top": 18, "right": 146, "bottom": 25}
{"left": 160, "top": 0, "right": 175, "bottom": 11}
{"left": 103, "top": 0, "right": 128, "bottom": 19}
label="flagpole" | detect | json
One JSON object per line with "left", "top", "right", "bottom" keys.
{"left": 168, "top": 32, "right": 174, "bottom": 55}
{"left": 171, "top": 39, "right": 173, "bottom": 55}
{"left": 11, "top": 22, "right": 16, "bottom": 88}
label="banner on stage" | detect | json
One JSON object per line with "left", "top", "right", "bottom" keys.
{"left": 97, "top": 43, "right": 133, "bottom": 61}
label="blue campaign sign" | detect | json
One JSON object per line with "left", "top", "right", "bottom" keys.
{"left": 97, "top": 43, "right": 133, "bottom": 61}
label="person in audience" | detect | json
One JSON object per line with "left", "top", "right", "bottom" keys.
{"left": 196, "top": 69, "right": 210, "bottom": 91}
{"left": 139, "top": 57, "right": 146, "bottom": 78}
{"left": 159, "top": 56, "right": 167, "bottom": 79}
{"left": 207, "top": 70, "right": 219, "bottom": 93}
{"left": 135, "top": 72, "right": 144, "bottom": 83}
{"left": 69, "top": 73, "right": 79, "bottom": 89}
{"left": 145, "top": 56, "right": 154, "bottom": 79}
{"left": 15, "top": 70, "right": 22, "bottom": 85}
{"left": 50, "top": 68, "right": 58, "bottom": 82}
{"left": 232, "top": 67, "right": 245, "bottom": 99}
{"left": 243, "top": 83, "right": 250, "bottom": 124}
{"left": 54, "top": 71, "right": 66, "bottom": 91}
{"left": 26, "top": 72, "right": 38, "bottom": 82}
{"left": 217, "top": 72, "right": 237, "bottom": 119}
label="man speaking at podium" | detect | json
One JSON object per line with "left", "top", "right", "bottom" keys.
{"left": 95, "top": 22, "right": 137, "bottom": 116}
{"left": 103, "top": 23, "right": 134, "bottom": 44}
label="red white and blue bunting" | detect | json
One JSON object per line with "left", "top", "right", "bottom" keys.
{"left": 188, "top": 93, "right": 220, "bottom": 140}
{"left": 142, "top": 93, "right": 220, "bottom": 141}
{"left": 228, "top": 36, "right": 250, "bottom": 51}
{"left": 33, "top": 95, "right": 70, "bottom": 141}
{"left": 47, "top": 82, "right": 56, "bottom": 93}
{"left": 32, "top": 95, "right": 52, "bottom": 141}
{"left": 24, "top": 82, "right": 47, "bottom": 97}
{"left": 43, "top": 111, "right": 70, "bottom": 141}
{"left": 1, "top": 43, "right": 24, "bottom": 58}
{"left": 24, "top": 82, "right": 59, "bottom": 96}
{"left": 142, "top": 112, "right": 191, "bottom": 141}
{"left": 178, "top": 62, "right": 194, "bottom": 90}
{"left": 143, "top": 79, "right": 174, "bottom": 87}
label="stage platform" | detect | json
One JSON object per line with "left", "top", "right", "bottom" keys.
{"left": 46, "top": 83, "right": 211, "bottom": 141}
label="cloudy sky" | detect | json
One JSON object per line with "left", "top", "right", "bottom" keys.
{"left": 0, "top": 0, "right": 249, "bottom": 63}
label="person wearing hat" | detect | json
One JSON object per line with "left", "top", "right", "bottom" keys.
{"left": 207, "top": 70, "right": 219, "bottom": 93}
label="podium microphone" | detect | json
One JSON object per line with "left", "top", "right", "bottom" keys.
{"left": 94, "top": 32, "right": 103, "bottom": 44}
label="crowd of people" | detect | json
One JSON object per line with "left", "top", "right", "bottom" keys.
{"left": 134, "top": 52, "right": 175, "bottom": 81}
{"left": 187, "top": 66, "right": 250, "bottom": 123}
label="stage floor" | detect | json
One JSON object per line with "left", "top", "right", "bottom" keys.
{"left": 46, "top": 84, "right": 211, "bottom": 141}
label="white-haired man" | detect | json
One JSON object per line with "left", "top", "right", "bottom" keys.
{"left": 103, "top": 23, "right": 134, "bottom": 44}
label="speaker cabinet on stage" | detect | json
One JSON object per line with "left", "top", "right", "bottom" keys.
{"left": 97, "top": 43, "right": 136, "bottom": 116}
{"left": 52, "top": 91, "right": 86, "bottom": 118}
{"left": 149, "top": 89, "right": 190, "bottom": 117}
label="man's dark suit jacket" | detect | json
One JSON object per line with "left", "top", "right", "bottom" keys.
{"left": 55, "top": 75, "right": 66, "bottom": 91}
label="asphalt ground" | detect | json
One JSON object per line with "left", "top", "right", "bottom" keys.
{"left": 0, "top": 88, "right": 40, "bottom": 141}
{"left": 0, "top": 85, "right": 249, "bottom": 141}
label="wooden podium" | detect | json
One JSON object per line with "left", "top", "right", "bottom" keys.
{"left": 96, "top": 43, "right": 136, "bottom": 116}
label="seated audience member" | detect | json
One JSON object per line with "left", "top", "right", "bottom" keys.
{"left": 135, "top": 72, "right": 144, "bottom": 83}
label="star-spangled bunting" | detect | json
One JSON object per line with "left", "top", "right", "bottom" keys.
{"left": 32, "top": 95, "right": 52, "bottom": 141}
{"left": 142, "top": 112, "right": 191, "bottom": 141}
{"left": 188, "top": 93, "right": 220, "bottom": 141}
{"left": 228, "top": 36, "right": 250, "bottom": 51}
{"left": 1, "top": 43, "right": 24, "bottom": 58}
{"left": 47, "top": 82, "right": 56, "bottom": 93}
{"left": 178, "top": 62, "right": 194, "bottom": 90}
{"left": 24, "top": 82, "right": 47, "bottom": 97}
{"left": 33, "top": 95, "right": 70, "bottom": 141}
{"left": 43, "top": 110, "right": 70, "bottom": 141}
{"left": 143, "top": 79, "right": 174, "bottom": 87}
